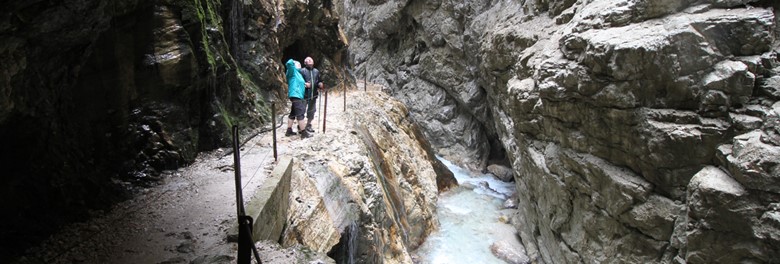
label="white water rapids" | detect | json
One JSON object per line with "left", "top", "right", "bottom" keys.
{"left": 414, "top": 158, "right": 519, "bottom": 263}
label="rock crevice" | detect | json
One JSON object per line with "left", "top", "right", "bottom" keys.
{"left": 341, "top": 0, "right": 780, "bottom": 262}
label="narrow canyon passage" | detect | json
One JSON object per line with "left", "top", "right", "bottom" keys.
{"left": 3, "top": 0, "right": 780, "bottom": 263}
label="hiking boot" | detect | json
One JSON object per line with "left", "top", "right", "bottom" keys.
{"left": 305, "top": 124, "right": 315, "bottom": 133}
{"left": 300, "top": 130, "right": 313, "bottom": 139}
{"left": 285, "top": 128, "right": 297, "bottom": 136}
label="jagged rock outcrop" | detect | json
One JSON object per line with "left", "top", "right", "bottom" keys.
{"left": 281, "top": 92, "right": 456, "bottom": 263}
{"left": 340, "top": 0, "right": 780, "bottom": 262}
{"left": 338, "top": 0, "right": 505, "bottom": 171}
{"left": 0, "top": 0, "right": 346, "bottom": 261}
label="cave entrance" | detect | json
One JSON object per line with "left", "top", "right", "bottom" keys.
{"left": 282, "top": 40, "right": 314, "bottom": 65}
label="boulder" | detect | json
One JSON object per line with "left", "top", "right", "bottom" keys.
{"left": 490, "top": 239, "right": 531, "bottom": 264}
{"left": 487, "top": 164, "right": 514, "bottom": 182}
{"left": 503, "top": 197, "right": 518, "bottom": 209}
{"left": 281, "top": 92, "right": 447, "bottom": 263}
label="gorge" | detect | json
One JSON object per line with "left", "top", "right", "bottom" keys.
{"left": 2, "top": 0, "right": 780, "bottom": 263}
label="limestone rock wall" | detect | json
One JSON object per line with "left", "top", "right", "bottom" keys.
{"left": 338, "top": 0, "right": 503, "bottom": 170}
{"left": 0, "top": 0, "right": 346, "bottom": 260}
{"left": 340, "top": 0, "right": 780, "bottom": 262}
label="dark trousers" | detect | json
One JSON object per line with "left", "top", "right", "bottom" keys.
{"left": 305, "top": 97, "right": 317, "bottom": 120}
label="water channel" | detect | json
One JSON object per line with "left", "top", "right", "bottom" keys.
{"left": 414, "top": 158, "right": 518, "bottom": 263}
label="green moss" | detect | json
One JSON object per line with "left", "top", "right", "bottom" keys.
{"left": 236, "top": 68, "right": 257, "bottom": 90}
{"left": 216, "top": 102, "right": 235, "bottom": 128}
{"left": 192, "top": 0, "right": 231, "bottom": 74}
{"left": 237, "top": 68, "right": 271, "bottom": 124}
{"left": 188, "top": 0, "right": 271, "bottom": 129}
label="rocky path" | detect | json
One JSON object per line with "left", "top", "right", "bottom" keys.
{"left": 15, "top": 86, "right": 373, "bottom": 264}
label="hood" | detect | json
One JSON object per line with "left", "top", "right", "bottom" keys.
{"left": 285, "top": 59, "right": 297, "bottom": 80}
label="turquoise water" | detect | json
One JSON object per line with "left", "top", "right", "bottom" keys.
{"left": 415, "top": 158, "right": 517, "bottom": 264}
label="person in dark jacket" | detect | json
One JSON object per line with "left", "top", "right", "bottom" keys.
{"left": 299, "top": 56, "right": 324, "bottom": 133}
{"left": 285, "top": 59, "right": 312, "bottom": 139}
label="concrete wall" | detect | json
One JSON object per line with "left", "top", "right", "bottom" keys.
{"left": 245, "top": 157, "right": 293, "bottom": 242}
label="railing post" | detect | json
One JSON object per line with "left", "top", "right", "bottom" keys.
{"left": 233, "top": 125, "right": 263, "bottom": 264}
{"left": 271, "top": 102, "right": 277, "bottom": 162}
{"left": 232, "top": 126, "right": 243, "bottom": 222}
{"left": 232, "top": 126, "right": 250, "bottom": 264}
{"left": 343, "top": 82, "right": 346, "bottom": 112}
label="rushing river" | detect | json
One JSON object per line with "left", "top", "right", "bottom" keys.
{"left": 414, "top": 158, "right": 519, "bottom": 263}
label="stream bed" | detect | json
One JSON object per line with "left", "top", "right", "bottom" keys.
{"left": 414, "top": 158, "right": 520, "bottom": 263}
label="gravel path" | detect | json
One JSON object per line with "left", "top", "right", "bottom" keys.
{"left": 15, "top": 88, "right": 365, "bottom": 264}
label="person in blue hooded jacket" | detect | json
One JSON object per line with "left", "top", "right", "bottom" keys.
{"left": 285, "top": 59, "right": 312, "bottom": 138}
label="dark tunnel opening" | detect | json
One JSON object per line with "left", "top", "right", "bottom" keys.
{"left": 282, "top": 40, "right": 314, "bottom": 65}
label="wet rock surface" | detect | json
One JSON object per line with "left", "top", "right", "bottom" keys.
{"left": 280, "top": 91, "right": 455, "bottom": 263}
{"left": 488, "top": 164, "right": 515, "bottom": 182}
{"left": 4, "top": 0, "right": 780, "bottom": 263}
{"left": 13, "top": 90, "right": 432, "bottom": 264}
{"left": 1, "top": 0, "right": 347, "bottom": 260}
{"left": 341, "top": 0, "right": 780, "bottom": 262}
{"left": 491, "top": 239, "right": 530, "bottom": 264}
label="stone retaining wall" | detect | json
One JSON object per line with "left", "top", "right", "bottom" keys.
{"left": 242, "top": 157, "right": 293, "bottom": 243}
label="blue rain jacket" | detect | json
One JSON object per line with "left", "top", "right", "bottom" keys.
{"left": 286, "top": 59, "right": 305, "bottom": 99}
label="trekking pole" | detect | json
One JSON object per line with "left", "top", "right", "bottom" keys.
{"left": 303, "top": 71, "right": 317, "bottom": 131}
{"left": 310, "top": 70, "right": 315, "bottom": 131}
{"left": 318, "top": 87, "right": 323, "bottom": 130}
{"left": 323, "top": 85, "right": 328, "bottom": 133}
{"left": 364, "top": 70, "right": 367, "bottom": 92}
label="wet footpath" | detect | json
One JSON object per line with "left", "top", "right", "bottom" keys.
{"left": 15, "top": 89, "right": 358, "bottom": 264}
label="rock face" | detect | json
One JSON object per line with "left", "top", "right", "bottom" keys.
{"left": 340, "top": 0, "right": 780, "bottom": 262}
{"left": 338, "top": 0, "right": 505, "bottom": 170}
{"left": 281, "top": 92, "right": 456, "bottom": 263}
{"left": 0, "top": 0, "right": 346, "bottom": 260}
{"left": 488, "top": 164, "right": 515, "bottom": 182}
